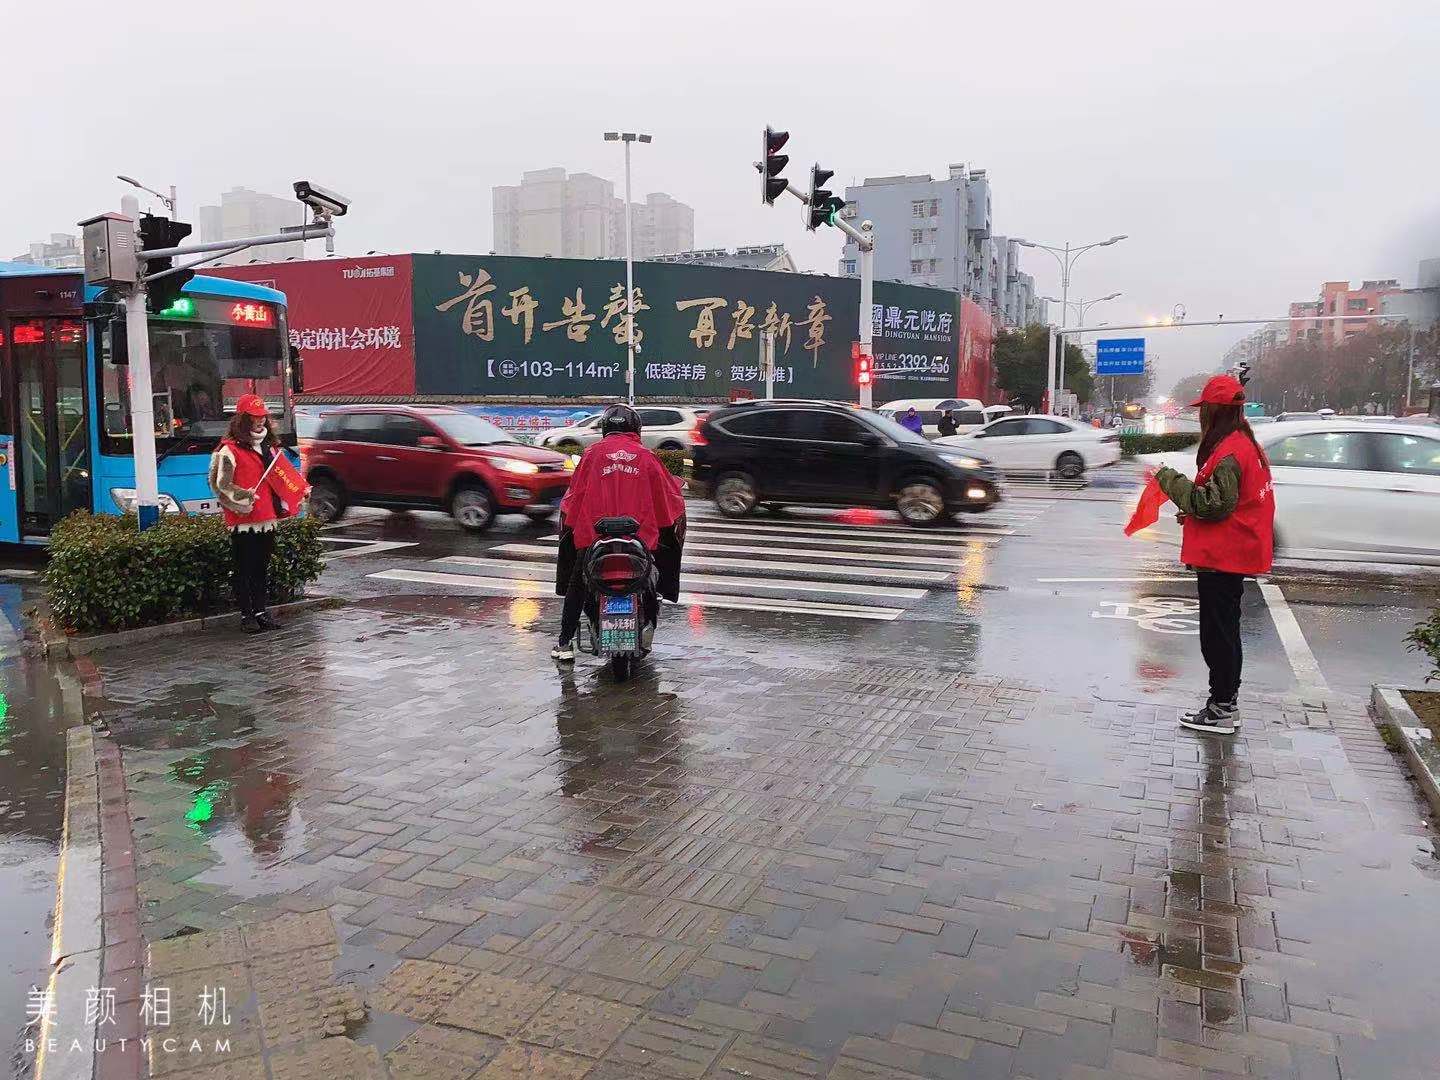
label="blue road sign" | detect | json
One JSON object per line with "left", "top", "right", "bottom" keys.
{"left": 1095, "top": 338, "right": 1145, "bottom": 375}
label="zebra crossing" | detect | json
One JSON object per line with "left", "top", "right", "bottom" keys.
{"left": 361, "top": 498, "right": 1056, "bottom": 623}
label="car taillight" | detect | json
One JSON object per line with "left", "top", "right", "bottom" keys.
{"left": 690, "top": 420, "right": 709, "bottom": 447}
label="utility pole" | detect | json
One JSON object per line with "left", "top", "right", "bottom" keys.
{"left": 604, "top": 132, "right": 652, "bottom": 405}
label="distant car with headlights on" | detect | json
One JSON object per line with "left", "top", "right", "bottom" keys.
{"left": 537, "top": 406, "right": 705, "bottom": 453}
{"left": 301, "top": 405, "right": 573, "bottom": 531}
{"left": 937, "top": 414, "right": 1121, "bottom": 479}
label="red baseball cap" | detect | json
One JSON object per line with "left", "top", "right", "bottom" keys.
{"left": 1190, "top": 374, "right": 1246, "bottom": 407}
{"left": 235, "top": 394, "right": 269, "bottom": 417}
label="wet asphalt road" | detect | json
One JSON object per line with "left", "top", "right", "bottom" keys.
{"left": 313, "top": 467, "right": 1440, "bottom": 702}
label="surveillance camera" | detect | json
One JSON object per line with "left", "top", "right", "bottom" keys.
{"left": 293, "top": 180, "right": 350, "bottom": 219}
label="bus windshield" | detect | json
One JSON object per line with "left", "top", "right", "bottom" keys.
{"left": 100, "top": 295, "right": 290, "bottom": 448}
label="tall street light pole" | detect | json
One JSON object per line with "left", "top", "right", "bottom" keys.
{"left": 604, "top": 132, "right": 651, "bottom": 405}
{"left": 1014, "top": 235, "right": 1126, "bottom": 411}
{"left": 117, "top": 174, "right": 177, "bottom": 217}
{"left": 1042, "top": 292, "right": 1122, "bottom": 410}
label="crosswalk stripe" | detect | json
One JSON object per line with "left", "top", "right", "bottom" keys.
{"left": 367, "top": 569, "right": 903, "bottom": 621}
{"left": 509, "top": 537, "right": 985, "bottom": 566}
{"left": 445, "top": 550, "right": 950, "bottom": 585}
{"left": 321, "top": 539, "right": 420, "bottom": 561}
{"left": 677, "top": 518, "right": 1024, "bottom": 541}
{"left": 532, "top": 529, "right": 1002, "bottom": 554}
{"left": 422, "top": 556, "right": 928, "bottom": 601}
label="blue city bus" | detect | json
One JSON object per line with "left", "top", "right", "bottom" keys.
{"left": 0, "top": 261, "right": 297, "bottom": 543}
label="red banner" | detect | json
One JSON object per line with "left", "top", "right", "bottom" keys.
{"left": 1125, "top": 473, "right": 1169, "bottom": 536}
{"left": 957, "top": 299, "right": 997, "bottom": 403}
{"left": 209, "top": 256, "right": 415, "bottom": 395}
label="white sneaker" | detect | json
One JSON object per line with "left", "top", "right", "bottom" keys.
{"left": 551, "top": 643, "right": 575, "bottom": 663}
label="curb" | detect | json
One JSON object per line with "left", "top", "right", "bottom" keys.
{"left": 1372, "top": 684, "right": 1440, "bottom": 817}
{"left": 36, "top": 726, "right": 103, "bottom": 1080}
{"left": 46, "top": 595, "right": 346, "bottom": 659}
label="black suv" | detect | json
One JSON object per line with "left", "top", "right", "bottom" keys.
{"left": 690, "top": 400, "right": 1001, "bottom": 525}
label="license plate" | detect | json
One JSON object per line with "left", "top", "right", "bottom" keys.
{"left": 603, "top": 595, "right": 634, "bottom": 615}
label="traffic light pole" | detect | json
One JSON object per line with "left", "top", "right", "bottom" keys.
{"left": 124, "top": 281, "right": 162, "bottom": 529}
{"left": 776, "top": 182, "right": 876, "bottom": 407}
{"left": 125, "top": 221, "right": 336, "bottom": 529}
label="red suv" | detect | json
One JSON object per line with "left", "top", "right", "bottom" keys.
{"left": 301, "top": 406, "right": 573, "bottom": 531}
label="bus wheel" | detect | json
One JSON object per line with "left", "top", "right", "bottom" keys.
{"left": 309, "top": 477, "right": 347, "bottom": 522}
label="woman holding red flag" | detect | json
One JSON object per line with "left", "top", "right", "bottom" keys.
{"left": 208, "top": 394, "right": 298, "bottom": 633}
{"left": 1152, "top": 374, "right": 1275, "bottom": 735}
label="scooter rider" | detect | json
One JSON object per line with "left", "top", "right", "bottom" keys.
{"left": 552, "top": 404, "right": 686, "bottom": 662}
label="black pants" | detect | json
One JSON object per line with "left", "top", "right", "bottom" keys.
{"left": 1196, "top": 570, "right": 1244, "bottom": 705}
{"left": 232, "top": 529, "right": 276, "bottom": 618}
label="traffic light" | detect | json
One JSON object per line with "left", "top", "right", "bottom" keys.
{"left": 761, "top": 127, "right": 789, "bottom": 205}
{"left": 807, "top": 164, "right": 844, "bottom": 230}
{"left": 137, "top": 214, "right": 194, "bottom": 314}
{"left": 853, "top": 342, "right": 873, "bottom": 387}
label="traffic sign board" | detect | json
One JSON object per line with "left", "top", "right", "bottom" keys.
{"left": 1096, "top": 338, "right": 1145, "bottom": 375}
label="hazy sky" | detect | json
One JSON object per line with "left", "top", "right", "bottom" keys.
{"left": 8, "top": 0, "right": 1438, "bottom": 391}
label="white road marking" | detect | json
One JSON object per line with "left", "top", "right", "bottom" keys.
{"left": 518, "top": 536, "right": 991, "bottom": 563}
{"left": 1259, "top": 581, "right": 1330, "bottom": 692}
{"left": 321, "top": 539, "right": 420, "bottom": 561}
{"left": 0, "top": 568, "right": 38, "bottom": 578}
{"left": 367, "top": 569, "right": 902, "bottom": 620}
{"left": 680, "top": 519, "right": 1015, "bottom": 542}
{"left": 1037, "top": 576, "right": 1192, "bottom": 583}
{"left": 455, "top": 548, "right": 950, "bottom": 584}
{"left": 429, "top": 555, "right": 928, "bottom": 601}
{"left": 533, "top": 529, "right": 1002, "bottom": 553}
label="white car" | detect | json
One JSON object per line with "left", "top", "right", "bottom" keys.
{"left": 537, "top": 406, "right": 704, "bottom": 453}
{"left": 937, "top": 414, "right": 1122, "bottom": 479}
{"left": 1138, "top": 420, "right": 1440, "bottom": 564}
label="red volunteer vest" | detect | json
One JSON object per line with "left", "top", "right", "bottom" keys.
{"left": 1180, "top": 430, "right": 1275, "bottom": 575}
{"left": 221, "top": 439, "right": 280, "bottom": 528}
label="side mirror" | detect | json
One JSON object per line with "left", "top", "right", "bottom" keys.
{"left": 857, "top": 431, "right": 883, "bottom": 447}
{"left": 289, "top": 345, "right": 304, "bottom": 394}
{"left": 418, "top": 435, "right": 446, "bottom": 450}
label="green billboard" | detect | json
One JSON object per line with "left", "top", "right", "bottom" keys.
{"left": 412, "top": 254, "right": 964, "bottom": 401}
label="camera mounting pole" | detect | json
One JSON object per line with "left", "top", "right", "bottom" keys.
{"left": 82, "top": 183, "right": 347, "bottom": 530}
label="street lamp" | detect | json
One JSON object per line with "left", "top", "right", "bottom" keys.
{"left": 603, "top": 131, "right": 652, "bottom": 405}
{"left": 117, "top": 174, "right": 177, "bottom": 216}
{"left": 1014, "top": 234, "right": 1127, "bottom": 409}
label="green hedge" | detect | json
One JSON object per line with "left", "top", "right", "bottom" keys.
{"left": 45, "top": 513, "right": 325, "bottom": 634}
{"left": 655, "top": 448, "right": 689, "bottom": 478}
{"left": 1120, "top": 432, "right": 1201, "bottom": 458}
{"left": 1408, "top": 607, "right": 1440, "bottom": 683}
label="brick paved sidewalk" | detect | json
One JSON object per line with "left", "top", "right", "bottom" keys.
{"left": 85, "top": 600, "right": 1440, "bottom": 1079}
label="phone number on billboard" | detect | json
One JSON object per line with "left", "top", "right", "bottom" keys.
{"left": 876, "top": 353, "right": 951, "bottom": 374}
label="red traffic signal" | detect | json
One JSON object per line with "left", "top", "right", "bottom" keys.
{"left": 852, "top": 342, "right": 873, "bottom": 387}
{"left": 761, "top": 127, "right": 789, "bottom": 205}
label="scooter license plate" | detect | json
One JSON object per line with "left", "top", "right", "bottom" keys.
{"left": 599, "top": 595, "right": 639, "bottom": 651}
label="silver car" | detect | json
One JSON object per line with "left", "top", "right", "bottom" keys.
{"left": 537, "top": 406, "right": 704, "bottom": 452}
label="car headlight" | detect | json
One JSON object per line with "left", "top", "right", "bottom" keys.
{"left": 110, "top": 488, "right": 182, "bottom": 514}
{"left": 940, "top": 453, "right": 987, "bottom": 470}
{"left": 564, "top": 455, "right": 580, "bottom": 471}
{"left": 494, "top": 458, "right": 540, "bottom": 475}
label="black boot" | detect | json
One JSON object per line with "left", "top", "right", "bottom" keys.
{"left": 240, "top": 613, "right": 263, "bottom": 634}
{"left": 256, "top": 610, "right": 282, "bottom": 631}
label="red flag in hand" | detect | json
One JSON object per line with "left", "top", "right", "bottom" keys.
{"left": 1124, "top": 473, "right": 1169, "bottom": 536}
{"left": 264, "top": 452, "right": 310, "bottom": 517}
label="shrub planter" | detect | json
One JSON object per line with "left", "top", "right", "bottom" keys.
{"left": 1373, "top": 685, "right": 1440, "bottom": 817}
{"left": 1120, "top": 432, "right": 1201, "bottom": 458}
{"left": 44, "top": 512, "right": 326, "bottom": 635}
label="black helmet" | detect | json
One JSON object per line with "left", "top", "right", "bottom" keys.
{"left": 600, "top": 403, "right": 642, "bottom": 436}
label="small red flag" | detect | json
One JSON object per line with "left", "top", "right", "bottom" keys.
{"left": 263, "top": 453, "right": 310, "bottom": 517}
{"left": 1124, "top": 473, "right": 1169, "bottom": 536}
